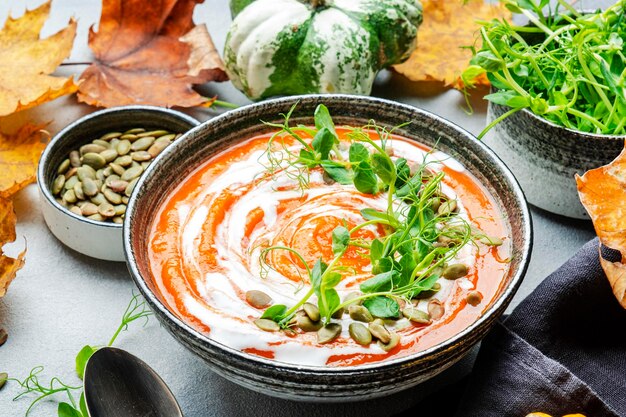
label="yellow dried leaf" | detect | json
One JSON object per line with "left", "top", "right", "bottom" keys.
{"left": 0, "top": 197, "right": 26, "bottom": 297}
{"left": 0, "top": 124, "right": 49, "bottom": 199}
{"left": 0, "top": 1, "right": 78, "bottom": 116}
{"left": 393, "top": 0, "right": 510, "bottom": 89}
{"left": 577, "top": 145, "right": 626, "bottom": 308}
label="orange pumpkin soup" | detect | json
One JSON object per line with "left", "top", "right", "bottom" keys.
{"left": 148, "top": 123, "right": 509, "bottom": 367}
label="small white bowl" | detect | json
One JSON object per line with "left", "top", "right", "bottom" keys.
{"left": 37, "top": 106, "right": 199, "bottom": 261}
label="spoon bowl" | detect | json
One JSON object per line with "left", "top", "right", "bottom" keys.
{"left": 84, "top": 347, "right": 182, "bottom": 417}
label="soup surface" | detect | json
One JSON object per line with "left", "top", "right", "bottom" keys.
{"left": 148, "top": 125, "right": 510, "bottom": 367}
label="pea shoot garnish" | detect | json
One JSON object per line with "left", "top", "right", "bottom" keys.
{"left": 4, "top": 294, "right": 152, "bottom": 417}
{"left": 251, "top": 104, "right": 502, "bottom": 346}
{"left": 464, "top": 0, "right": 626, "bottom": 137}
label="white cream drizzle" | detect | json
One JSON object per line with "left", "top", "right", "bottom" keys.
{"left": 174, "top": 139, "right": 477, "bottom": 366}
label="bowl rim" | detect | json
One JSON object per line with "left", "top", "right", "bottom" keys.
{"left": 37, "top": 105, "right": 200, "bottom": 229}
{"left": 124, "top": 94, "right": 533, "bottom": 373}
{"left": 491, "top": 100, "right": 626, "bottom": 141}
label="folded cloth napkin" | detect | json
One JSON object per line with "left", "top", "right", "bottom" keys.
{"left": 454, "top": 238, "right": 626, "bottom": 416}
{"left": 399, "top": 238, "right": 626, "bottom": 416}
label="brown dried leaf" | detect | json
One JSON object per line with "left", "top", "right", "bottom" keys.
{"left": 0, "top": 124, "right": 49, "bottom": 199}
{"left": 78, "top": 0, "right": 228, "bottom": 108}
{"left": 0, "top": 198, "right": 26, "bottom": 297}
{"left": 0, "top": 1, "right": 77, "bottom": 116}
{"left": 393, "top": 0, "right": 510, "bottom": 89}
{"left": 577, "top": 145, "right": 626, "bottom": 308}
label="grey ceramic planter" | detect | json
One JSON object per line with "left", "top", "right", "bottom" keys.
{"left": 124, "top": 95, "right": 532, "bottom": 401}
{"left": 485, "top": 102, "right": 624, "bottom": 219}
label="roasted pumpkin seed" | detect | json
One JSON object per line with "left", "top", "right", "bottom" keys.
{"left": 63, "top": 189, "right": 77, "bottom": 203}
{"left": 303, "top": 303, "right": 320, "bottom": 322}
{"left": 57, "top": 159, "right": 70, "bottom": 174}
{"left": 317, "top": 324, "right": 341, "bottom": 344}
{"left": 98, "top": 202, "right": 116, "bottom": 217}
{"left": 131, "top": 136, "right": 155, "bottom": 152}
{"left": 368, "top": 321, "right": 391, "bottom": 344}
{"left": 466, "top": 290, "right": 483, "bottom": 306}
{"left": 131, "top": 151, "right": 152, "bottom": 162}
{"left": 82, "top": 152, "right": 106, "bottom": 169}
{"left": 82, "top": 178, "right": 99, "bottom": 197}
{"left": 343, "top": 291, "right": 362, "bottom": 307}
{"left": 121, "top": 166, "right": 143, "bottom": 182}
{"left": 69, "top": 150, "right": 81, "bottom": 167}
{"left": 76, "top": 166, "right": 95, "bottom": 181}
{"left": 100, "top": 149, "right": 118, "bottom": 163}
{"left": 80, "top": 143, "right": 106, "bottom": 155}
{"left": 125, "top": 178, "right": 139, "bottom": 196}
{"left": 402, "top": 307, "right": 431, "bottom": 324}
{"left": 81, "top": 202, "right": 99, "bottom": 216}
{"left": 73, "top": 182, "right": 85, "bottom": 200}
{"left": 254, "top": 319, "right": 280, "bottom": 332}
{"left": 442, "top": 263, "right": 468, "bottom": 280}
{"left": 438, "top": 200, "right": 457, "bottom": 216}
{"left": 349, "top": 322, "right": 372, "bottom": 345}
{"left": 99, "top": 131, "right": 122, "bottom": 140}
{"left": 297, "top": 314, "right": 323, "bottom": 332}
{"left": 427, "top": 299, "right": 445, "bottom": 320}
{"left": 377, "top": 332, "right": 400, "bottom": 352}
{"left": 52, "top": 175, "right": 65, "bottom": 195}
{"left": 103, "top": 189, "right": 123, "bottom": 205}
{"left": 348, "top": 305, "right": 373, "bottom": 323}
{"left": 69, "top": 205, "right": 82, "bottom": 216}
{"left": 245, "top": 290, "right": 272, "bottom": 309}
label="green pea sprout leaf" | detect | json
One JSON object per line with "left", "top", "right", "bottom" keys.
{"left": 363, "top": 296, "right": 400, "bottom": 319}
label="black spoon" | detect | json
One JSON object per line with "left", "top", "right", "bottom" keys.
{"left": 84, "top": 347, "right": 183, "bottom": 417}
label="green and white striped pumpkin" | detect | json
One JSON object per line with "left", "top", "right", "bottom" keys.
{"left": 225, "top": 0, "right": 423, "bottom": 100}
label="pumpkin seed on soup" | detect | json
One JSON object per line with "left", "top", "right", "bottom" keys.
{"left": 349, "top": 323, "right": 372, "bottom": 345}
{"left": 317, "top": 323, "right": 341, "bottom": 344}
{"left": 245, "top": 290, "right": 272, "bottom": 309}
{"left": 254, "top": 319, "right": 280, "bottom": 332}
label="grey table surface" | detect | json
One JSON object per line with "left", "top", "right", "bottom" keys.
{"left": 0, "top": 0, "right": 602, "bottom": 416}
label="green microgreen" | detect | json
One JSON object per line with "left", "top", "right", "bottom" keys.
{"left": 6, "top": 293, "right": 152, "bottom": 417}
{"left": 256, "top": 104, "right": 501, "bottom": 331}
{"left": 463, "top": 0, "right": 626, "bottom": 137}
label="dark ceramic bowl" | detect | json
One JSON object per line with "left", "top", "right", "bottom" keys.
{"left": 38, "top": 106, "right": 199, "bottom": 261}
{"left": 124, "top": 95, "right": 532, "bottom": 401}
{"left": 486, "top": 100, "right": 625, "bottom": 219}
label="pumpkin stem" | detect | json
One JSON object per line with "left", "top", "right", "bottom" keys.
{"left": 308, "top": 0, "right": 326, "bottom": 8}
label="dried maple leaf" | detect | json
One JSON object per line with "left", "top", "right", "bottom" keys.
{"left": 0, "top": 197, "right": 26, "bottom": 297}
{"left": 0, "top": 124, "right": 49, "bottom": 199}
{"left": 78, "top": 0, "right": 228, "bottom": 108}
{"left": 577, "top": 145, "right": 626, "bottom": 308}
{"left": 393, "top": 0, "right": 510, "bottom": 89}
{"left": 0, "top": 1, "right": 77, "bottom": 116}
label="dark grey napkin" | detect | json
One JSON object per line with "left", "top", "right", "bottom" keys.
{"left": 456, "top": 238, "right": 626, "bottom": 416}
{"left": 399, "top": 238, "right": 626, "bottom": 416}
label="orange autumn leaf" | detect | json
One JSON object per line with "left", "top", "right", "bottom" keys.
{"left": 526, "top": 414, "right": 586, "bottom": 417}
{"left": 0, "top": 197, "right": 26, "bottom": 297}
{"left": 0, "top": 124, "right": 49, "bottom": 199}
{"left": 78, "top": 0, "right": 228, "bottom": 108}
{"left": 577, "top": 145, "right": 626, "bottom": 308}
{"left": 393, "top": 0, "right": 510, "bottom": 89}
{"left": 0, "top": 1, "right": 77, "bottom": 116}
